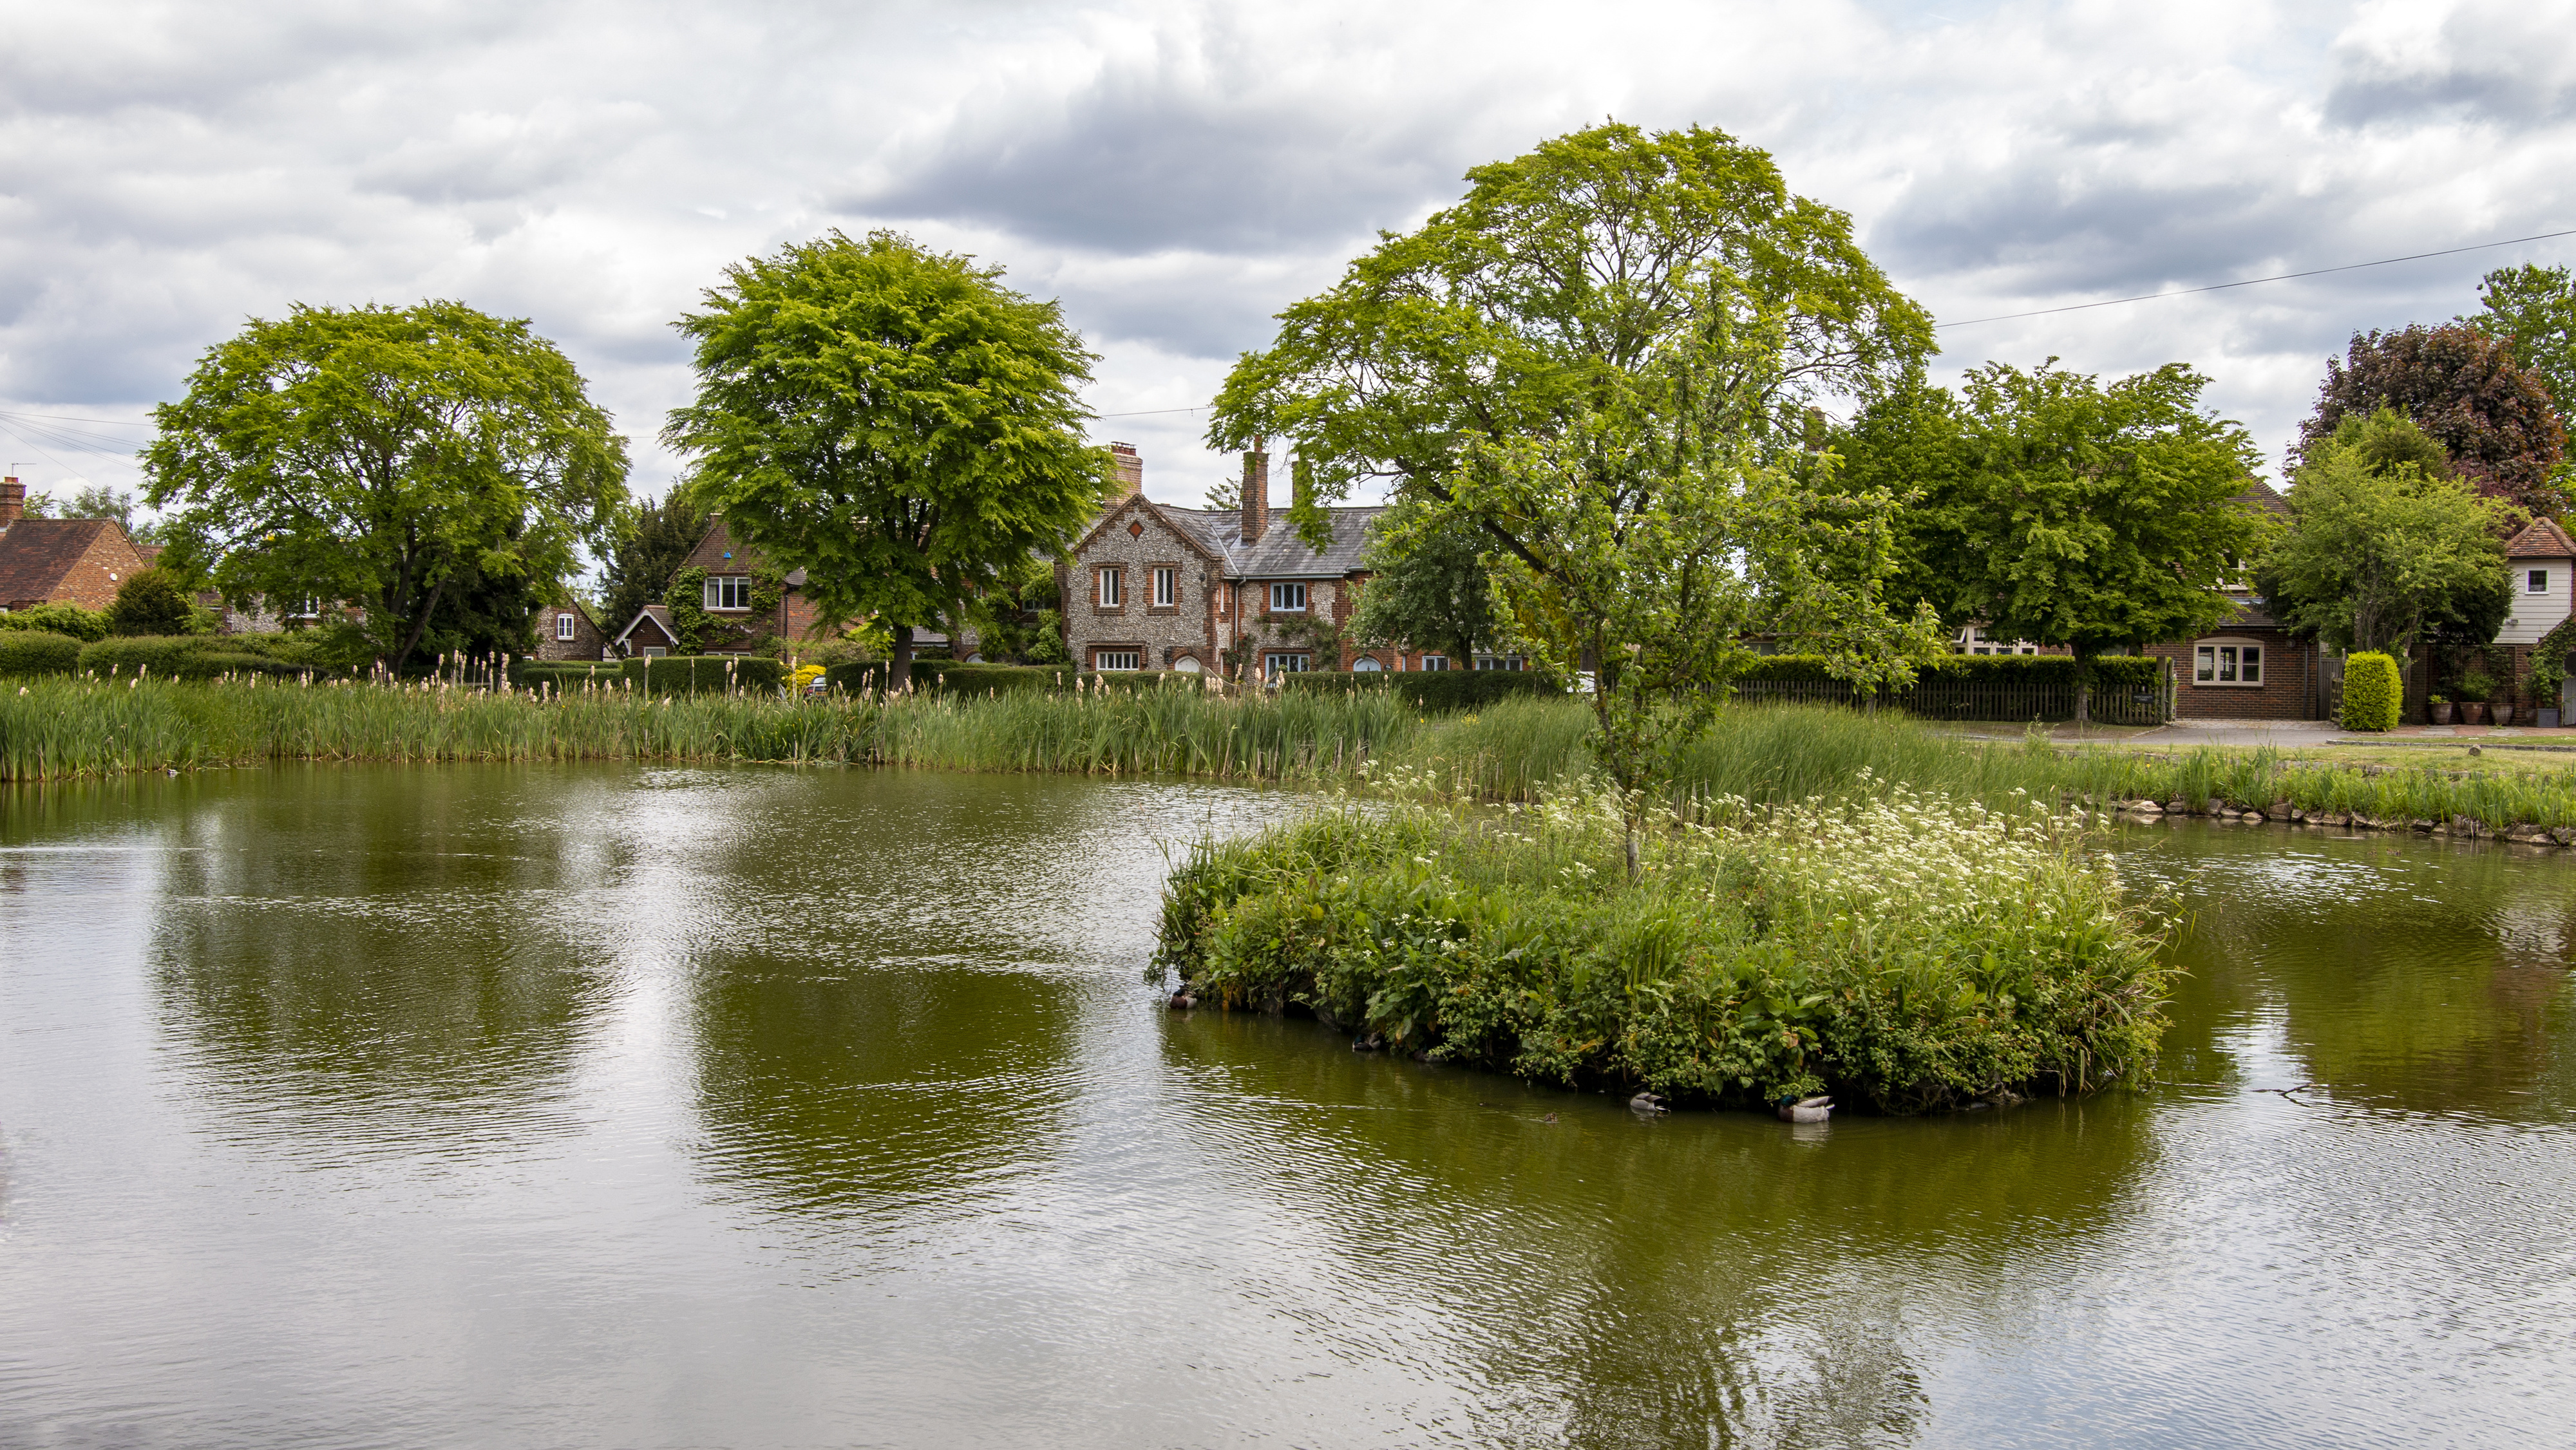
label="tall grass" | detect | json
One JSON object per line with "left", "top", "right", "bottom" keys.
{"left": 12, "top": 677, "right": 2576, "bottom": 832}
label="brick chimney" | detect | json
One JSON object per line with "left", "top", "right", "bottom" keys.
{"left": 0, "top": 475, "right": 22, "bottom": 531}
{"left": 1110, "top": 441, "right": 1142, "bottom": 494}
{"left": 1240, "top": 440, "right": 1269, "bottom": 544}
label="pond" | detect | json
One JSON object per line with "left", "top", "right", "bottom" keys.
{"left": 1, "top": 766, "right": 2571, "bottom": 1447}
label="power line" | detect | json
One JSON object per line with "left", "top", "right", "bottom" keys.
{"left": 0, "top": 408, "right": 153, "bottom": 429}
{"left": 1095, "top": 404, "right": 1211, "bottom": 420}
{"left": 1939, "top": 228, "right": 2576, "bottom": 328}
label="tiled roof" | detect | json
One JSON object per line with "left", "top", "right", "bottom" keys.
{"left": 1144, "top": 502, "right": 1383, "bottom": 579}
{"left": 2506, "top": 516, "right": 2576, "bottom": 558}
{"left": 2240, "top": 477, "right": 2291, "bottom": 517}
{"left": 0, "top": 518, "right": 113, "bottom": 606}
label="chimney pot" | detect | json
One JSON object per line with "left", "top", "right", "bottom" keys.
{"left": 0, "top": 475, "right": 21, "bottom": 530}
{"left": 1240, "top": 447, "right": 1269, "bottom": 545}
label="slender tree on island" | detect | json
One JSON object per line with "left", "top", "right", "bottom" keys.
{"left": 142, "top": 301, "right": 629, "bottom": 672}
{"left": 663, "top": 231, "right": 1110, "bottom": 690}
{"left": 1210, "top": 123, "right": 1945, "bottom": 852}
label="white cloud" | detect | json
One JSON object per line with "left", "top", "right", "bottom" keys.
{"left": 0, "top": 0, "right": 2569, "bottom": 511}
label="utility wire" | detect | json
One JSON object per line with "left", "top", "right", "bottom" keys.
{"left": 1940, "top": 228, "right": 2576, "bottom": 328}
{"left": 1094, "top": 404, "right": 1212, "bottom": 420}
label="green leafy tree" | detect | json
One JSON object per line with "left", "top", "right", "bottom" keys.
{"left": 142, "top": 301, "right": 628, "bottom": 672}
{"left": 1349, "top": 498, "right": 1507, "bottom": 664}
{"left": 663, "top": 231, "right": 1110, "bottom": 690}
{"left": 2297, "top": 323, "right": 2566, "bottom": 516}
{"left": 1432, "top": 297, "right": 1941, "bottom": 869}
{"left": 2260, "top": 410, "right": 2514, "bottom": 657}
{"left": 599, "top": 491, "right": 710, "bottom": 636}
{"left": 105, "top": 567, "right": 196, "bottom": 636}
{"left": 1852, "top": 360, "right": 2275, "bottom": 722}
{"left": 21, "top": 483, "right": 163, "bottom": 543}
{"left": 1207, "top": 121, "right": 1934, "bottom": 545}
{"left": 2466, "top": 263, "right": 2576, "bottom": 416}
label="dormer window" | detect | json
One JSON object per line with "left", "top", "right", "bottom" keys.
{"left": 2528, "top": 569, "right": 2551, "bottom": 595}
{"left": 703, "top": 576, "right": 750, "bottom": 610}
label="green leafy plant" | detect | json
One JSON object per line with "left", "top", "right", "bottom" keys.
{"left": 2453, "top": 668, "right": 2494, "bottom": 702}
{"left": 2342, "top": 651, "right": 2403, "bottom": 730}
{"left": 0, "top": 603, "right": 111, "bottom": 642}
{"left": 106, "top": 568, "right": 196, "bottom": 637}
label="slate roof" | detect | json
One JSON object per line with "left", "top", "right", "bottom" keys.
{"left": 2240, "top": 478, "right": 2291, "bottom": 518}
{"left": 0, "top": 518, "right": 115, "bottom": 607}
{"left": 1146, "top": 501, "right": 1385, "bottom": 579}
{"left": 2506, "top": 517, "right": 2576, "bottom": 558}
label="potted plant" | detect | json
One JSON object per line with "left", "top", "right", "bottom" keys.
{"left": 2532, "top": 654, "right": 2565, "bottom": 728}
{"left": 2429, "top": 693, "right": 2454, "bottom": 725}
{"left": 2456, "top": 669, "right": 2494, "bottom": 724}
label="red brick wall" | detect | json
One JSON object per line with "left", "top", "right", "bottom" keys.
{"left": 2142, "top": 630, "right": 2323, "bottom": 719}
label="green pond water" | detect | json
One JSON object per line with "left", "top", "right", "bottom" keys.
{"left": 1, "top": 766, "right": 2571, "bottom": 1448}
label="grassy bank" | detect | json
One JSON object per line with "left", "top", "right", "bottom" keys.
{"left": 1155, "top": 779, "right": 2173, "bottom": 1113}
{"left": 14, "top": 677, "right": 2576, "bottom": 832}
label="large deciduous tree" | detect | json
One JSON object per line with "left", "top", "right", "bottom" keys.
{"left": 142, "top": 301, "right": 628, "bottom": 671}
{"left": 1843, "top": 361, "right": 2275, "bottom": 722}
{"left": 2260, "top": 410, "right": 2514, "bottom": 658}
{"left": 1206, "top": 121, "right": 1935, "bottom": 542}
{"left": 2467, "top": 263, "right": 2576, "bottom": 417}
{"left": 663, "top": 231, "right": 1109, "bottom": 690}
{"left": 1348, "top": 499, "right": 1510, "bottom": 667}
{"left": 2297, "top": 322, "right": 2566, "bottom": 516}
{"left": 1211, "top": 123, "right": 1942, "bottom": 849}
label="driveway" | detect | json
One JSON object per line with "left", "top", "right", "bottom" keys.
{"left": 2132, "top": 719, "right": 2349, "bottom": 748}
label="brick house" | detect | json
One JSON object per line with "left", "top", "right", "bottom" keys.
{"left": 1061, "top": 444, "right": 1511, "bottom": 679}
{"left": 536, "top": 598, "right": 609, "bottom": 661}
{"left": 608, "top": 517, "right": 815, "bottom": 657}
{"left": 0, "top": 475, "right": 149, "bottom": 611}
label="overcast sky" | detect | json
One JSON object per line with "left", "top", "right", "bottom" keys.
{"left": 3, "top": 0, "right": 2571, "bottom": 520}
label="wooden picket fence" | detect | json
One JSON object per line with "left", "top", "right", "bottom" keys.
{"left": 1731, "top": 671, "right": 2175, "bottom": 726}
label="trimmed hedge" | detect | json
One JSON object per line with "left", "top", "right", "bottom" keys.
{"left": 1738, "top": 652, "right": 2164, "bottom": 689}
{"left": 0, "top": 629, "right": 84, "bottom": 677}
{"left": 79, "top": 636, "right": 213, "bottom": 677}
{"left": 513, "top": 660, "right": 623, "bottom": 690}
{"left": 2342, "top": 651, "right": 2401, "bottom": 731}
{"left": 1282, "top": 669, "right": 1564, "bottom": 710}
{"left": 623, "top": 655, "right": 788, "bottom": 695}
{"left": 0, "top": 603, "right": 111, "bottom": 643}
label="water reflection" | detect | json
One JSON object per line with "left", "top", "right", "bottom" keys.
{"left": 1, "top": 772, "right": 2572, "bottom": 1447}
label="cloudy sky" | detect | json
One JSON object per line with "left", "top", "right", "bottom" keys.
{"left": 3, "top": 0, "right": 2571, "bottom": 521}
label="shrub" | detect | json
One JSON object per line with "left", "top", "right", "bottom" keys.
{"left": 106, "top": 569, "right": 198, "bottom": 637}
{"left": 1157, "top": 780, "right": 2174, "bottom": 1113}
{"left": 2342, "top": 652, "right": 2401, "bottom": 731}
{"left": 0, "top": 629, "right": 84, "bottom": 677}
{"left": 1283, "top": 669, "right": 1563, "bottom": 710}
{"left": 513, "top": 660, "right": 623, "bottom": 690}
{"left": 0, "top": 602, "right": 111, "bottom": 642}
{"left": 79, "top": 636, "right": 210, "bottom": 677}
{"left": 622, "top": 654, "right": 788, "bottom": 695}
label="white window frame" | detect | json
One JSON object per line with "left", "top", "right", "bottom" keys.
{"left": 1094, "top": 649, "right": 1142, "bottom": 672}
{"left": 641, "top": 645, "right": 667, "bottom": 658}
{"left": 1264, "top": 652, "right": 1311, "bottom": 678}
{"left": 1097, "top": 567, "right": 1123, "bottom": 608}
{"left": 1352, "top": 656, "right": 1383, "bottom": 672}
{"left": 1269, "top": 582, "right": 1307, "bottom": 614}
{"left": 555, "top": 612, "right": 578, "bottom": 641}
{"left": 703, "top": 575, "right": 750, "bottom": 610}
{"left": 1474, "top": 655, "right": 1526, "bottom": 672}
{"left": 2193, "top": 639, "right": 2264, "bottom": 686}
{"left": 1152, "top": 567, "right": 1177, "bottom": 608}
{"left": 1418, "top": 654, "right": 1447, "bottom": 672}
{"left": 290, "top": 596, "right": 321, "bottom": 620}
{"left": 2528, "top": 569, "right": 2552, "bottom": 595}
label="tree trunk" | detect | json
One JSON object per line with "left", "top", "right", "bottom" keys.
{"left": 2073, "top": 648, "right": 2093, "bottom": 726}
{"left": 890, "top": 624, "right": 914, "bottom": 693}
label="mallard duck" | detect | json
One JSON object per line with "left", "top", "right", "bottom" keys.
{"left": 1166, "top": 990, "right": 1196, "bottom": 1011}
{"left": 1777, "top": 1095, "right": 1832, "bottom": 1124}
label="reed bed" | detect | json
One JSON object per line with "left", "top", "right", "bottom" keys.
{"left": 13, "top": 676, "right": 2576, "bottom": 833}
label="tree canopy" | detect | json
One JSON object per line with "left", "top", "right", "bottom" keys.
{"left": 1347, "top": 499, "right": 1509, "bottom": 666}
{"left": 1835, "top": 360, "right": 2274, "bottom": 717}
{"left": 2297, "top": 323, "right": 2566, "bottom": 516}
{"left": 2260, "top": 410, "right": 2514, "bottom": 657}
{"left": 1206, "top": 121, "right": 1935, "bottom": 543}
{"left": 663, "top": 231, "right": 1110, "bottom": 686}
{"left": 2467, "top": 263, "right": 2576, "bottom": 419}
{"left": 598, "top": 491, "right": 710, "bottom": 637}
{"left": 142, "top": 300, "right": 627, "bottom": 671}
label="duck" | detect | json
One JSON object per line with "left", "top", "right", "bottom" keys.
{"left": 1166, "top": 990, "right": 1196, "bottom": 1011}
{"left": 1629, "top": 1091, "right": 1669, "bottom": 1115}
{"left": 1777, "top": 1095, "right": 1833, "bottom": 1124}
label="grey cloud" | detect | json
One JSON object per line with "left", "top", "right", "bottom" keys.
{"left": 2324, "top": 2, "right": 2576, "bottom": 127}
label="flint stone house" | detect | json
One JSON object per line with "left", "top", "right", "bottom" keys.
{"left": 0, "top": 475, "right": 149, "bottom": 612}
{"left": 611, "top": 517, "right": 815, "bottom": 657}
{"left": 537, "top": 598, "right": 609, "bottom": 661}
{"left": 1062, "top": 444, "right": 1519, "bottom": 678}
